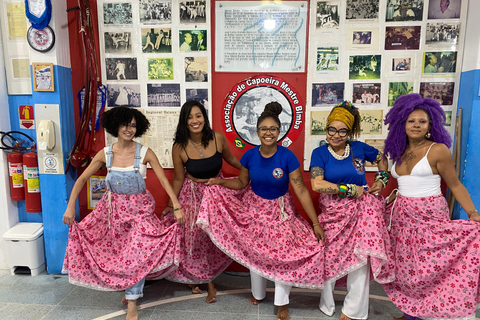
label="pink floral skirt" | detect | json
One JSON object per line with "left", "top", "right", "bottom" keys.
{"left": 197, "top": 185, "right": 325, "bottom": 289}
{"left": 163, "top": 177, "right": 232, "bottom": 284}
{"left": 318, "top": 192, "right": 395, "bottom": 284}
{"left": 382, "top": 194, "right": 480, "bottom": 319}
{"left": 63, "top": 190, "right": 179, "bottom": 291}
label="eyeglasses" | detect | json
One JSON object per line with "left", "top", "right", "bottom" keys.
{"left": 326, "top": 126, "right": 349, "bottom": 137}
{"left": 257, "top": 126, "right": 280, "bottom": 133}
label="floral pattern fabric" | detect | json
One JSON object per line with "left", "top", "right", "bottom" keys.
{"left": 197, "top": 185, "right": 325, "bottom": 289}
{"left": 382, "top": 194, "right": 480, "bottom": 319}
{"left": 63, "top": 190, "right": 179, "bottom": 291}
{"left": 318, "top": 192, "right": 395, "bottom": 284}
{"left": 163, "top": 177, "right": 232, "bottom": 284}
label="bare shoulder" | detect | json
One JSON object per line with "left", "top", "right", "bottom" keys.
{"left": 430, "top": 143, "right": 451, "bottom": 157}
{"left": 214, "top": 130, "right": 226, "bottom": 142}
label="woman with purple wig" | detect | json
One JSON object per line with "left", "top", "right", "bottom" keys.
{"left": 310, "top": 101, "right": 395, "bottom": 320}
{"left": 382, "top": 93, "right": 480, "bottom": 320}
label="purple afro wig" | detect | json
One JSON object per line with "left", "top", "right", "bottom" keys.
{"left": 384, "top": 93, "right": 452, "bottom": 164}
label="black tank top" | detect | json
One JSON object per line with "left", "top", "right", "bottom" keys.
{"left": 184, "top": 134, "right": 223, "bottom": 179}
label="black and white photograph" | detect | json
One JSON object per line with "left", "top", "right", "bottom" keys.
{"left": 141, "top": 28, "right": 172, "bottom": 53}
{"left": 423, "top": 51, "right": 457, "bottom": 74}
{"left": 419, "top": 82, "right": 455, "bottom": 105}
{"left": 105, "top": 58, "right": 138, "bottom": 81}
{"left": 104, "top": 32, "right": 132, "bottom": 54}
{"left": 185, "top": 57, "right": 208, "bottom": 82}
{"left": 139, "top": 0, "right": 171, "bottom": 24}
{"left": 179, "top": 1, "right": 206, "bottom": 24}
{"left": 386, "top": 0, "right": 424, "bottom": 22}
{"left": 147, "top": 83, "right": 181, "bottom": 107}
{"left": 179, "top": 30, "right": 207, "bottom": 52}
{"left": 428, "top": 0, "right": 461, "bottom": 19}
{"left": 352, "top": 83, "right": 381, "bottom": 104}
{"left": 103, "top": 3, "right": 132, "bottom": 25}
{"left": 392, "top": 57, "right": 412, "bottom": 71}
{"left": 385, "top": 26, "right": 421, "bottom": 50}
{"left": 349, "top": 55, "right": 381, "bottom": 79}
{"left": 425, "top": 22, "right": 460, "bottom": 46}
{"left": 360, "top": 110, "right": 383, "bottom": 135}
{"left": 316, "top": 47, "right": 339, "bottom": 72}
{"left": 233, "top": 87, "right": 293, "bottom": 145}
{"left": 312, "top": 83, "right": 344, "bottom": 106}
{"left": 388, "top": 82, "right": 414, "bottom": 106}
{"left": 107, "top": 84, "right": 141, "bottom": 107}
{"left": 148, "top": 58, "right": 174, "bottom": 80}
{"left": 346, "top": 0, "right": 379, "bottom": 20}
{"left": 316, "top": 1, "right": 339, "bottom": 29}
{"left": 186, "top": 89, "right": 209, "bottom": 110}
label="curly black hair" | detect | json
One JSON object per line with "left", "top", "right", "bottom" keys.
{"left": 173, "top": 100, "right": 213, "bottom": 149}
{"left": 100, "top": 107, "right": 150, "bottom": 137}
{"left": 257, "top": 101, "right": 282, "bottom": 128}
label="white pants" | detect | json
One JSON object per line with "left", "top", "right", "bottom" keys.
{"left": 319, "top": 263, "right": 370, "bottom": 319}
{"left": 250, "top": 270, "right": 292, "bottom": 306}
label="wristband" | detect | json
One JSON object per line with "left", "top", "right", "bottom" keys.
{"left": 337, "top": 182, "right": 348, "bottom": 198}
{"left": 173, "top": 207, "right": 182, "bottom": 211}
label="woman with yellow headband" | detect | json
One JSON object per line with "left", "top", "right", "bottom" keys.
{"left": 309, "top": 101, "right": 395, "bottom": 320}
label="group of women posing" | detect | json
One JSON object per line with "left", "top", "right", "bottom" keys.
{"left": 63, "top": 93, "right": 480, "bottom": 320}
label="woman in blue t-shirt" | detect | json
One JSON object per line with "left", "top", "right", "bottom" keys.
{"left": 309, "top": 101, "right": 395, "bottom": 320}
{"left": 198, "top": 102, "right": 325, "bottom": 320}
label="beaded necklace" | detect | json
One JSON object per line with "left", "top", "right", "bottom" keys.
{"left": 327, "top": 143, "right": 350, "bottom": 160}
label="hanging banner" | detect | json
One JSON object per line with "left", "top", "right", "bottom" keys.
{"left": 222, "top": 75, "right": 304, "bottom": 150}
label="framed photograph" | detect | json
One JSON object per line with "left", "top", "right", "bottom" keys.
{"left": 103, "top": 3, "right": 132, "bottom": 25}
{"left": 360, "top": 110, "right": 383, "bottom": 135}
{"left": 141, "top": 28, "right": 172, "bottom": 53}
{"left": 179, "top": 1, "right": 206, "bottom": 24}
{"left": 312, "top": 83, "right": 345, "bottom": 106}
{"left": 316, "top": 1, "right": 340, "bottom": 30}
{"left": 386, "top": 0, "right": 424, "bottom": 22}
{"left": 346, "top": 28, "right": 379, "bottom": 51}
{"left": 32, "top": 62, "right": 54, "bottom": 92}
{"left": 107, "top": 84, "right": 141, "bottom": 107}
{"left": 349, "top": 55, "right": 381, "bottom": 80}
{"left": 352, "top": 83, "right": 381, "bottom": 104}
{"left": 139, "top": 0, "right": 172, "bottom": 24}
{"left": 147, "top": 83, "right": 180, "bottom": 107}
{"left": 392, "top": 57, "right": 412, "bottom": 71}
{"left": 388, "top": 82, "right": 414, "bottom": 106}
{"left": 385, "top": 26, "right": 421, "bottom": 50}
{"left": 425, "top": 22, "right": 460, "bottom": 47}
{"left": 346, "top": 0, "right": 379, "bottom": 20}
{"left": 87, "top": 175, "right": 106, "bottom": 209}
{"left": 423, "top": 51, "right": 457, "bottom": 75}
{"left": 311, "top": 110, "right": 331, "bottom": 135}
{"left": 428, "top": 0, "right": 461, "bottom": 19}
{"left": 185, "top": 57, "right": 208, "bottom": 82}
{"left": 186, "top": 89, "right": 209, "bottom": 109}
{"left": 316, "top": 46, "right": 340, "bottom": 75}
{"left": 105, "top": 58, "right": 138, "bottom": 81}
{"left": 179, "top": 30, "right": 207, "bottom": 52}
{"left": 419, "top": 82, "right": 455, "bottom": 105}
{"left": 104, "top": 32, "right": 132, "bottom": 54}
{"left": 147, "top": 58, "right": 174, "bottom": 80}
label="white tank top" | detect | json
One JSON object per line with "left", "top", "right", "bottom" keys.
{"left": 103, "top": 145, "right": 148, "bottom": 179}
{"left": 391, "top": 143, "right": 442, "bottom": 197}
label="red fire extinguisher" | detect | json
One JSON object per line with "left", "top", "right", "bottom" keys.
{"left": 23, "top": 146, "right": 42, "bottom": 213}
{"left": 8, "top": 149, "right": 25, "bottom": 201}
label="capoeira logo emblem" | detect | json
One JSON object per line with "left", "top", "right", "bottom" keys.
{"left": 272, "top": 168, "right": 284, "bottom": 179}
{"left": 352, "top": 157, "right": 365, "bottom": 174}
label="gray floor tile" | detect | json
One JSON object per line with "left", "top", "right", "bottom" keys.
{"left": 41, "top": 305, "right": 124, "bottom": 320}
{"left": 150, "top": 310, "right": 259, "bottom": 320}
{"left": 0, "top": 303, "right": 53, "bottom": 320}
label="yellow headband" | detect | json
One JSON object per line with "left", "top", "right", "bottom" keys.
{"left": 327, "top": 107, "right": 355, "bottom": 130}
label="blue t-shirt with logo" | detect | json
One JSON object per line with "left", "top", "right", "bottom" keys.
{"left": 309, "top": 141, "right": 379, "bottom": 185}
{"left": 240, "top": 145, "right": 300, "bottom": 200}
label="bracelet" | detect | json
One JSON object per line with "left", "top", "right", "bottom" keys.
{"left": 337, "top": 182, "right": 348, "bottom": 198}
{"left": 312, "top": 223, "right": 320, "bottom": 227}
{"left": 468, "top": 209, "right": 479, "bottom": 217}
{"left": 375, "top": 171, "right": 390, "bottom": 189}
{"left": 173, "top": 207, "right": 182, "bottom": 211}
{"left": 347, "top": 184, "right": 358, "bottom": 197}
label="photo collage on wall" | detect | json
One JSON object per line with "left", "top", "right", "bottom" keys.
{"left": 99, "top": 0, "right": 210, "bottom": 168}
{"left": 305, "top": 0, "right": 465, "bottom": 169}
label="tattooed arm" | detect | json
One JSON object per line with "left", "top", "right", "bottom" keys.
{"left": 289, "top": 168, "right": 325, "bottom": 244}
{"left": 310, "top": 166, "right": 339, "bottom": 194}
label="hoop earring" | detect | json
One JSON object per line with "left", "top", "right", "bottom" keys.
{"left": 425, "top": 132, "right": 431, "bottom": 139}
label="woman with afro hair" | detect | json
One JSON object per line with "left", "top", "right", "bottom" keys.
{"left": 309, "top": 101, "right": 395, "bottom": 320}
{"left": 62, "top": 106, "right": 185, "bottom": 320}
{"left": 382, "top": 93, "right": 480, "bottom": 320}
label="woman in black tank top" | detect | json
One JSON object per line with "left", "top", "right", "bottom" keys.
{"left": 162, "top": 100, "right": 242, "bottom": 303}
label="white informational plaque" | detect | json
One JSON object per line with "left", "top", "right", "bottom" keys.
{"left": 215, "top": 1, "right": 307, "bottom": 73}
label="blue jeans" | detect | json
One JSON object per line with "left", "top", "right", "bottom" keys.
{"left": 404, "top": 314, "right": 422, "bottom": 320}
{"left": 125, "top": 278, "right": 145, "bottom": 300}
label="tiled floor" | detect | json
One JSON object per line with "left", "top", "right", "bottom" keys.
{"left": 0, "top": 269, "right": 478, "bottom": 320}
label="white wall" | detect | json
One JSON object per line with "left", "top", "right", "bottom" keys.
{"left": 461, "top": 0, "right": 480, "bottom": 72}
